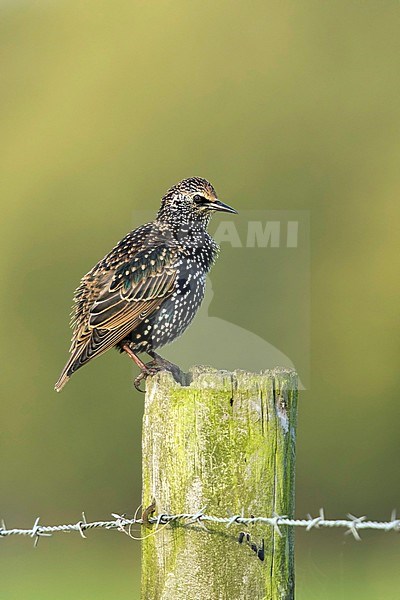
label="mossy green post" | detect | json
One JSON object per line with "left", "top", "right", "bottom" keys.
{"left": 141, "top": 367, "right": 298, "bottom": 600}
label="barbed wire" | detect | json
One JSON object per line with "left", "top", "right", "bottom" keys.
{"left": 1, "top": 508, "right": 400, "bottom": 546}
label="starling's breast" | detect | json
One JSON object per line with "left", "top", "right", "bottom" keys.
{"left": 147, "top": 258, "right": 206, "bottom": 349}
{"left": 130, "top": 230, "right": 218, "bottom": 351}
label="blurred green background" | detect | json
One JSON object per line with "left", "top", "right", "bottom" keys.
{"left": 1, "top": 1, "right": 400, "bottom": 598}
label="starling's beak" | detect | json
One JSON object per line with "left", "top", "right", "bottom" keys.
{"left": 209, "top": 199, "right": 238, "bottom": 214}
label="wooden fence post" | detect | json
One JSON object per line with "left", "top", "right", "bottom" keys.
{"left": 141, "top": 367, "right": 298, "bottom": 600}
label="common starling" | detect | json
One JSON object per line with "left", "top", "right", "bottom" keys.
{"left": 55, "top": 177, "right": 237, "bottom": 392}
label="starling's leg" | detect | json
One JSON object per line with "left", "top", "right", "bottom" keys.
{"left": 121, "top": 342, "right": 148, "bottom": 370}
{"left": 147, "top": 350, "right": 179, "bottom": 371}
{"left": 147, "top": 350, "right": 184, "bottom": 384}
{"left": 120, "top": 342, "right": 162, "bottom": 392}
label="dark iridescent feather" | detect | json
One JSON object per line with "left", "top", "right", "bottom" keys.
{"left": 55, "top": 177, "right": 236, "bottom": 391}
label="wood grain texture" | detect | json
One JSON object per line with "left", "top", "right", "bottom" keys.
{"left": 141, "top": 367, "right": 298, "bottom": 600}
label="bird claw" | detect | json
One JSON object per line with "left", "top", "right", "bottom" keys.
{"left": 134, "top": 373, "right": 147, "bottom": 393}
{"left": 134, "top": 364, "right": 161, "bottom": 393}
{"left": 134, "top": 358, "right": 184, "bottom": 392}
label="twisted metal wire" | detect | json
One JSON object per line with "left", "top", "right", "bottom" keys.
{"left": 1, "top": 508, "right": 400, "bottom": 546}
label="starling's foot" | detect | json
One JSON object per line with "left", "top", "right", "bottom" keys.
{"left": 134, "top": 364, "right": 162, "bottom": 393}
{"left": 147, "top": 352, "right": 185, "bottom": 385}
{"left": 134, "top": 354, "right": 185, "bottom": 391}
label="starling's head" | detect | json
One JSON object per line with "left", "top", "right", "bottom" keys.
{"left": 157, "top": 177, "right": 237, "bottom": 226}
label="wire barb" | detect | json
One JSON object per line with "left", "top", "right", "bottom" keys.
{"left": 1, "top": 510, "right": 400, "bottom": 543}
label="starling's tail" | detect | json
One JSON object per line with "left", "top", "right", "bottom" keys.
{"left": 55, "top": 325, "right": 131, "bottom": 391}
{"left": 54, "top": 349, "right": 85, "bottom": 392}
{"left": 54, "top": 371, "right": 70, "bottom": 392}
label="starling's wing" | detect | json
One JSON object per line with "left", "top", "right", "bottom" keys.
{"left": 55, "top": 244, "right": 178, "bottom": 390}
{"left": 88, "top": 244, "right": 177, "bottom": 332}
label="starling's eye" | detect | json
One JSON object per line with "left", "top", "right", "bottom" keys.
{"left": 193, "top": 194, "right": 208, "bottom": 205}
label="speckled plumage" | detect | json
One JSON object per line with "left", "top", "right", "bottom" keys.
{"left": 55, "top": 177, "right": 237, "bottom": 391}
